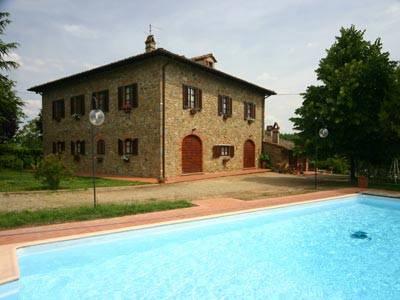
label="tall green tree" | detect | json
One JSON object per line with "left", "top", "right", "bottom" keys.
{"left": 0, "top": 12, "right": 23, "bottom": 143}
{"left": 291, "top": 26, "right": 400, "bottom": 181}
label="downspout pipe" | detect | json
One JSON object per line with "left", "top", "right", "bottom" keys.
{"left": 262, "top": 94, "right": 272, "bottom": 155}
{"left": 160, "top": 61, "right": 170, "bottom": 183}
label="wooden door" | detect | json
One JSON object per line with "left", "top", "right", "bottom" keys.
{"left": 243, "top": 139, "right": 255, "bottom": 168}
{"left": 182, "top": 135, "right": 203, "bottom": 173}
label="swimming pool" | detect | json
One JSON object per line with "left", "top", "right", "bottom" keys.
{"left": 1, "top": 194, "right": 400, "bottom": 299}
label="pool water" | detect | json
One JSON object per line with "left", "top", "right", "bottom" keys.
{"left": 1, "top": 194, "right": 400, "bottom": 299}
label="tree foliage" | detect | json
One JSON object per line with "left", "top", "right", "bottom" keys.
{"left": 291, "top": 26, "right": 400, "bottom": 180}
{"left": 0, "top": 12, "right": 23, "bottom": 142}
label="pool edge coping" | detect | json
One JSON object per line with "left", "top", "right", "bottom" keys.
{"left": 0, "top": 191, "right": 367, "bottom": 286}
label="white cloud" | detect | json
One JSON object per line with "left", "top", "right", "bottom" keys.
{"left": 82, "top": 63, "right": 98, "bottom": 70}
{"left": 257, "top": 72, "right": 278, "bottom": 82}
{"left": 306, "top": 42, "right": 318, "bottom": 48}
{"left": 385, "top": 2, "right": 400, "bottom": 15}
{"left": 23, "top": 99, "right": 41, "bottom": 119}
{"left": 62, "top": 24, "right": 98, "bottom": 39}
{"left": 4, "top": 52, "right": 23, "bottom": 66}
{"left": 22, "top": 57, "right": 65, "bottom": 73}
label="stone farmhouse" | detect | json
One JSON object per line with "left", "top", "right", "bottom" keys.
{"left": 28, "top": 35, "right": 276, "bottom": 181}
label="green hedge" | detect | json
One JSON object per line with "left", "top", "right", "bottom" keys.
{"left": 0, "top": 143, "right": 42, "bottom": 169}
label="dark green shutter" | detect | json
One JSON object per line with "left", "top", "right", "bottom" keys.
{"left": 218, "top": 95, "right": 222, "bottom": 115}
{"left": 118, "top": 139, "right": 123, "bottom": 155}
{"left": 133, "top": 84, "right": 138, "bottom": 108}
{"left": 182, "top": 85, "right": 188, "bottom": 109}
{"left": 118, "top": 87, "right": 124, "bottom": 110}
{"left": 70, "top": 97, "right": 75, "bottom": 115}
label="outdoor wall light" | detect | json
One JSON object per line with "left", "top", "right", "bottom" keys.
{"left": 89, "top": 108, "right": 105, "bottom": 208}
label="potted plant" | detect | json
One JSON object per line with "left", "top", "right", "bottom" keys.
{"left": 72, "top": 113, "right": 81, "bottom": 120}
{"left": 358, "top": 170, "right": 368, "bottom": 188}
{"left": 121, "top": 154, "right": 130, "bottom": 162}
{"left": 259, "top": 153, "right": 271, "bottom": 169}
{"left": 247, "top": 118, "right": 255, "bottom": 124}
{"left": 123, "top": 103, "right": 132, "bottom": 113}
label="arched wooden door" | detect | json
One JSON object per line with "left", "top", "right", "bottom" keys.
{"left": 182, "top": 135, "right": 203, "bottom": 173}
{"left": 243, "top": 139, "right": 255, "bottom": 168}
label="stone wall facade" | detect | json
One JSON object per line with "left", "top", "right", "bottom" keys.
{"left": 41, "top": 55, "right": 267, "bottom": 179}
{"left": 42, "top": 59, "right": 162, "bottom": 178}
{"left": 163, "top": 60, "right": 265, "bottom": 178}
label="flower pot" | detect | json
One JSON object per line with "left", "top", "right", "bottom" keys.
{"left": 358, "top": 176, "right": 368, "bottom": 188}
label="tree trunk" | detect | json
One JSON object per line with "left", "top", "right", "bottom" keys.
{"left": 350, "top": 156, "right": 357, "bottom": 184}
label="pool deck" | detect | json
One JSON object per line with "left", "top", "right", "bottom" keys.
{"left": 0, "top": 187, "right": 392, "bottom": 285}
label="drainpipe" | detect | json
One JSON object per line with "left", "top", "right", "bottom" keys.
{"left": 160, "top": 61, "right": 170, "bottom": 183}
{"left": 262, "top": 94, "right": 271, "bottom": 156}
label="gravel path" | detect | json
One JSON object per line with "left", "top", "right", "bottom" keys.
{"left": 0, "top": 172, "right": 350, "bottom": 212}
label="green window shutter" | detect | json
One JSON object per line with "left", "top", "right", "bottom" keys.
{"left": 91, "top": 93, "right": 97, "bottom": 109}
{"left": 118, "top": 139, "right": 123, "bottom": 155}
{"left": 80, "top": 95, "right": 85, "bottom": 115}
{"left": 229, "top": 146, "right": 235, "bottom": 157}
{"left": 61, "top": 100, "right": 65, "bottom": 118}
{"left": 71, "top": 141, "right": 75, "bottom": 155}
{"left": 218, "top": 95, "right": 222, "bottom": 115}
{"left": 70, "top": 97, "right": 75, "bottom": 115}
{"left": 132, "top": 138, "right": 139, "bottom": 155}
{"left": 182, "top": 85, "right": 188, "bottom": 109}
{"left": 133, "top": 83, "right": 138, "bottom": 108}
{"left": 228, "top": 97, "right": 233, "bottom": 117}
{"left": 196, "top": 88, "right": 202, "bottom": 110}
{"left": 81, "top": 141, "right": 85, "bottom": 155}
{"left": 213, "top": 146, "right": 220, "bottom": 158}
{"left": 118, "top": 87, "right": 124, "bottom": 110}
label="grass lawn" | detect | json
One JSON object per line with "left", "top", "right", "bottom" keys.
{"left": 370, "top": 183, "right": 400, "bottom": 191}
{"left": 0, "top": 169, "right": 147, "bottom": 192}
{"left": 0, "top": 200, "right": 193, "bottom": 229}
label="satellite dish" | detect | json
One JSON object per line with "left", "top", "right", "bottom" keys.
{"left": 89, "top": 109, "right": 105, "bottom": 126}
{"left": 319, "top": 128, "right": 329, "bottom": 138}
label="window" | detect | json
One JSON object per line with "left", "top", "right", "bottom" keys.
{"left": 213, "top": 145, "right": 235, "bottom": 158}
{"left": 118, "top": 138, "right": 138, "bottom": 156}
{"left": 52, "top": 141, "right": 65, "bottom": 154}
{"left": 244, "top": 102, "right": 256, "bottom": 120}
{"left": 182, "top": 85, "right": 202, "bottom": 111}
{"left": 52, "top": 99, "right": 65, "bottom": 120}
{"left": 92, "top": 90, "right": 109, "bottom": 112}
{"left": 218, "top": 95, "right": 232, "bottom": 117}
{"left": 97, "top": 140, "right": 105, "bottom": 155}
{"left": 118, "top": 84, "right": 138, "bottom": 110}
{"left": 71, "top": 140, "right": 85, "bottom": 155}
{"left": 70, "top": 95, "right": 85, "bottom": 116}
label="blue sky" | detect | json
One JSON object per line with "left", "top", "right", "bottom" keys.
{"left": 2, "top": 0, "right": 400, "bottom": 132}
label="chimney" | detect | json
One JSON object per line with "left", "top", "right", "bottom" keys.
{"left": 145, "top": 34, "right": 156, "bottom": 53}
{"left": 191, "top": 53, "right": 217, "bottom": 68}
{"left": 271, "top": 122, "right": 280, "bottom": 144}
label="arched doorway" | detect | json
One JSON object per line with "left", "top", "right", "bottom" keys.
{"left": 182, "top": 135, "right": 203, "bottom": 173}
{"left": 243, "top": 139, "right": 255, "bottom": 168}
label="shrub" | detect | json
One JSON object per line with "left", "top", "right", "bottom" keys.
{"left": 259, "top": 153, "right": 272, "bottom": 168}
{"left": 319, "top": 156, "right": 349, "bottom": 174}
{"left": 34, "top": 154, "right": 72, "bottom": 189}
